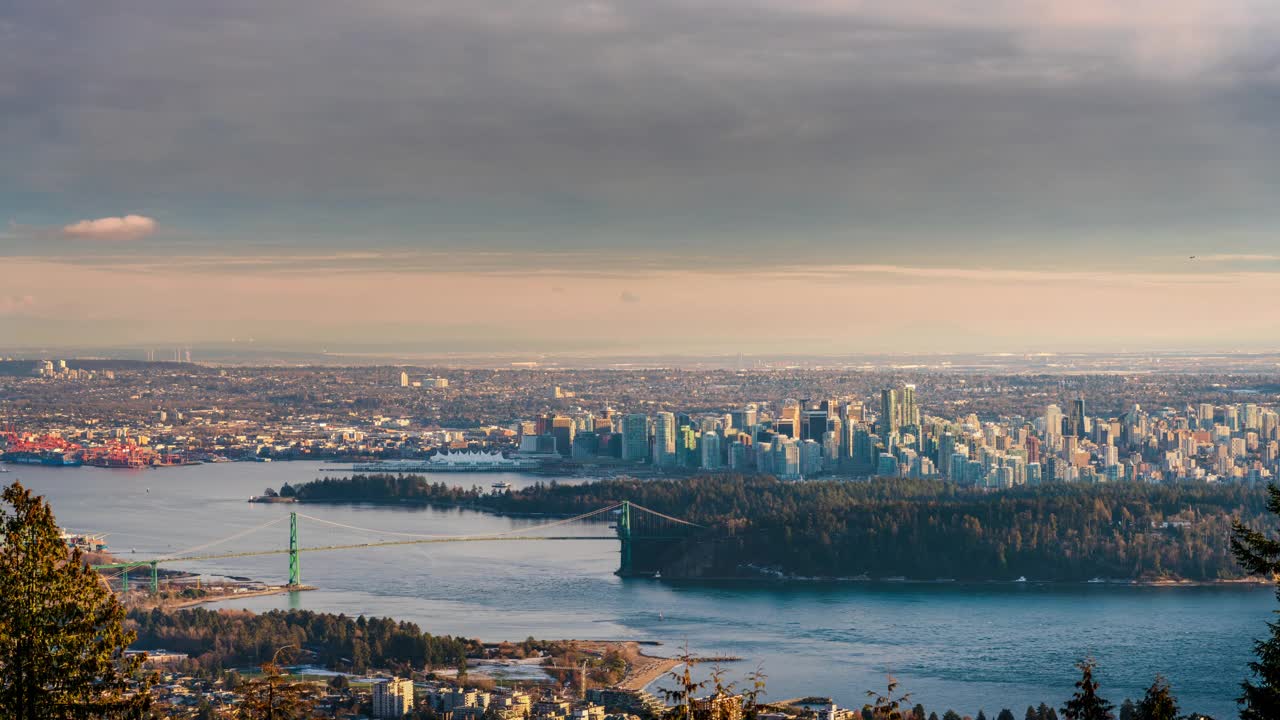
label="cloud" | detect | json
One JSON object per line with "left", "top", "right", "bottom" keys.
{"left": 750, "top": 0, "right": 1264, "bottom": 74}
{"left": 62, "top": 215, "right": 157, "bottom": 241}
{"left": 4, "top": 0, "right": 1280, "bottom": 266}
{"left": 1192, "top": 254, "right": 1280, "bottom": 262}
{"left": 0, "top": 295, "right": 36, "bottom": 317}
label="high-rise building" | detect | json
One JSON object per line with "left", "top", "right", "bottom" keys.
{"left": 901, "top": 384, "right": 920, "bottom": 429}
{"left": 621, "top": 414, "right": 650, "bottom": 462}
{"left": 1198, "top": 403, "right": 1216, "bottom": 430}
{"left": 730, "top": 405, "right": 759, "bottom": 433}
{"left": 938, "top": 431, "right": 956, "bottom": 477}
{"left": 550, "top": 415, "right": 575, "bottom": 457}
{"left": 772, "top": 438, "right": 800, "bottom": 479}
{"left": 1044, "top": 404, "right": 1062, "bottom": 445}
{"left": 876, "top": 451, "right": 899, "bottom": 478}
{"left": 842, "top": 400, "right": 865, "bottom": 424}
{"left": 799, "top": 439, "right": 823, "bottom": 477}
{"left": 678, "top": 424, "right": 700, "bottom": 467}
{"left": 654, "top": 412, "right": 677, "bottom": 467}
{"left": 398, "top": 371, "right": 409, "bottom": 388}
{"left": 779, "top": 399, "right": 801, "bottom": 438}
{"left": 701, "top": 430, "right": 722, "bottom": 469}
{"left": 1067, "top": 398, "right": 1086, "bottom": 438}
{"left": 852, "top": 426, "right": 876, "bottom": 475}
{"left": 801, "top": 406, "right": 828, "bottom": 443}
{"left": 822, "top": 429, "right": 840, "bottom": 470}
{"left": 372, "top": 678, "right": 415, "bottom": 718}
{"left": 880, "top": 388, "right": 900, "bottom": 442}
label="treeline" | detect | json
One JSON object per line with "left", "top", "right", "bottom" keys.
{"left": 282, "top": 474, "right": 1274, "bottom": 581}
{"left": 285, "top": 475, "right": 492, "bottom": 505}
{"left": 128, "top": 607, "right": 479, "bottom": 674}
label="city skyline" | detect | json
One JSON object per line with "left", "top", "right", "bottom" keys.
{"left": 5, "top": 0, "right": 1280, "bottom": 351}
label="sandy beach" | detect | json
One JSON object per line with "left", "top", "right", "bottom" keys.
{"left": 572, "top": 640, "right": 682, "bottom": 691}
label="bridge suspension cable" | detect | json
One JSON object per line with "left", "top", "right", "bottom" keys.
{"left": 162, "top": 515, "right": 291, "bottom": 560}
{"left": 293, "top": 502, "right": 624, "bottom": 542}
{"left": 124, "top": 502, "right": 628, "bottom": 566}
{"left": 94, "top": 501, "right": 700, "bottom": 582}
{"left": 626, "top": 502, "right": 703, "bottom": 528}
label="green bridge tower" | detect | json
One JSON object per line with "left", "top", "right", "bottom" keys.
{"left": 288, "top": 511, "right": 300, "bottom": 587}
{"left": 617, "top": 500, "right": 632, "bottom": 575}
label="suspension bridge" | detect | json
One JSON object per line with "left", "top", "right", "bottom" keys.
{"left": 92, "top": 500, "right": 703, "bottom": 593}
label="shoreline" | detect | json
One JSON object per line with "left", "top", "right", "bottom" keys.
{"left": 667, "top": 574, "right": 1274, "bottom": 587}
{"left": 265, "top": 496, "right": 612, "bottom": 520}
{"left": 165, "top": 585, "right": 316, "bottom": 609}
{"left": 561, "top": 640, "right": 683, "bottom": 692}
{"left": 131, "top": 585, "right": 317, "bottom": 611}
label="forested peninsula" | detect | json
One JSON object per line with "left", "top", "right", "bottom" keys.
{"left": 274, "top": 474, "right": 1271, "bottom": 583}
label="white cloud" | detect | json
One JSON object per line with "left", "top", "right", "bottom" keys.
{"left": 62, "top": 215, "right": 157, "bottom": 241}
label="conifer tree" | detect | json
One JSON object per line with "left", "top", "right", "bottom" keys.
{"left": 1062, "top": 659, "right": 1113, "bottom": 720}
{"left": 1118, "top": 699, "right": 1135, "bottom": 720}
{"left": 1132, "top": 676, "right": 1178, "bottom": 720}
{"left": 1231, "top": 483, "right": 1280, "bottom": 719}
{"left": 997, "top": 709, "right": 1015, "bottom": 720}
{"left": 0, "top": 481, "right": 151, "bottom": 719}
{"left": 1025, "top": 707, "right": 1038, "bottom": 720}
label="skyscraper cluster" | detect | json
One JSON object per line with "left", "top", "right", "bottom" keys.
{"left": 513, "top": 387, "right": 1280, "bottom": 486}
{"left": 516, "top": 388, "right": 932, "bottom": 480}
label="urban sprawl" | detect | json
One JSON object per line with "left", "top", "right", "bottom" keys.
{"left": 2, "top": 359, "right": 1278, "bottom": 485}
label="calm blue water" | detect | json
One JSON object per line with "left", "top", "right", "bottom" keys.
{"left": 8, "top": 461, "right": 1269, "bottom": 718}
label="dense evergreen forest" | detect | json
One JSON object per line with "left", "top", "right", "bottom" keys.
{"left": 284, "top": 474, "right": 1275, "bottom": 581}
{"left": 128, "top": 608, "right": 478, "bottom": 674}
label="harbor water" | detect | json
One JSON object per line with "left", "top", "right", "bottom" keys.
{"left": 9, "top": 461, "right": 1269, "bottom": 718}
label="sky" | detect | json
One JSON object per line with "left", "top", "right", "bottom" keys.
{"left": 3, "top": 0, "right": 1280, "bottom": 354}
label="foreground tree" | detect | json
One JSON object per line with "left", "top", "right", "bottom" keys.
{"left": 238, "top": 647, "right": 316, "bottom": 720}
{"left": 659, "top": 644, "right": 706, "bottom": 720}
{"left": 1062, "top": 659, "right": 1113, "bottom": 720}
{"left": 864, "top": 677, "right": 912, "bottom": 720}
{"left": 1231, "top": 482, "right": 1280, "bottom": 719}
{"left": 1132, "top": 676, "right": 1178, "bottom": 720}
{"left": 0, "top": 481, "right": 150, "bottom": 719}
{"left": 743, "top": 665, "right": 769, "bottom": 720}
